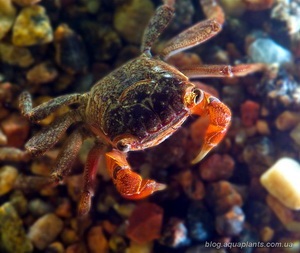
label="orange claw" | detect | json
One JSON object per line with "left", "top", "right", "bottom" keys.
{"left": 106, "top": 150, "right": 166, "bottom": 199}
{"left": 190, "top": 91, "right": 231, "bottom": 164}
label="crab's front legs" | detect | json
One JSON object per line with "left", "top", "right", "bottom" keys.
{"left": 106, "top": 150, "right": 166, "bottom": 200}
{"left": 191, "top": 91, "right": 231, "bottom": 164}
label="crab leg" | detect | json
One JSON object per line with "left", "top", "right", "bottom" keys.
{"left": 19, "top": 91, "right": 86, "bottom": 122}
{"left": 141, "top": 1, "right": 175, "bottom": 54}
{"left": 25, "top": 110, "right": 82, "bottom": 156}
{"left": 50, "top": 127, "right": 86, "bottom": 184}
{"left": 180, "top": 63, "right": 265, "bottom": 78}
{"left": 161, "top": 19, "right": 222, "bottom": 59}
{"left": 78, "top": 143, "right": 105, "bottom": 216}
{"left": 190, "top": 91, "right": 231, "bottom": 164}
{"left": 200, "top": 0, "right": 225, "bottom": 26}
{"left": 106, "top": 149, "right": 166, "bottom": 200}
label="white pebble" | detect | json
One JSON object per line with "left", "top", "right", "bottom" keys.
{"left": 260, "top": 157, "right": 300, "bottom": 210}
{"left": 248, "top": 38, "right": 292, "bottom": 65}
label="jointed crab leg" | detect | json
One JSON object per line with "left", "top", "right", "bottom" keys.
{"left": 25, "top": 110, "right": 82, "bottom": 156}
{"left": 141, "top": 1, "right": 175, "bottom": 54}
{"left": 50, "top": 127, "right": 86, "bottom": 184}
{"left": 106, "top": 149, "right": 166, "bottom": 200}
{"left": 191, "top": 91, "right": 231, "bottom": 164}
{"left": 180, "top": 63, "right": 265, "bottom": 78}
{"left": 19, "top": 91, "right": 86, "bottom": 122}
{"left": 200, "top": 0, "right": 225, "bottom": 25}
{"left": 78, "top": 142, "right": 105, "bottom": 216}
{"left": 161, "top": 19, "right": 222, "bottom": 59}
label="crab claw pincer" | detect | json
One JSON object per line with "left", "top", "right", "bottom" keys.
{"left": 190, "top": 91, "right": 231, "bottom": 164}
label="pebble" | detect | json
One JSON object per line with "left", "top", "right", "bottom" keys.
{"left": 266, "top": 194, "right": 300, "bottom": 232}
{"left": 290, "top": 123, "right": 300, "bottom": 146}
{"left": 26, "top": 61, "right": 58, "bottom": 85}
{"left": 0, "top": 42, "right": 34, "bottom": 67}
{"left": 206, "top": 181, "right": 243, "bottom": 215}
{"left": 55, "top": 198, "right": 72, "bottom": 218}
{"left": 256, "top": 120, "right": 271, "bottom": 135}
{"left": 260, "top": 157, "right": 300, "bottom": 210}
{"left": 12, "top": 0, "right": 41, "bottom": 6}
{"left": 126, "top": 202, "right": 163, "bottom": 244}
{"left": 28, "top": 199, "right": 54, "bottom": 217}
{"left": 12, "top": 5, "right": 53, "bottom": 47}
{"left": 80, "top": 22, "right": 122, "bottom": 62}
{"left": 240, "top": 100, "right": 260, "bottom": 127}
{"left": 113, "top": 0, "right": 154, "bottom": 44}
{"left": 260, "top": 226, "right": 274, "bottom": 242}
{"left": 215, "top": 205, "right": 245, "bottom": 236}
{"left": 242, "top": 137, "right": 275, "bottom": 177}
{"left": 0, "top": 202, "right": 33, "bottom": 253}
{"left": 199, "top": 154, "right": 235, "bottom": 182}
{"left": 219, "top": 0, "right": 246, "bottom": 17}
{"left": 9, "top": 190, "right": 28, "bottom": 216}
{"left": 61, "top": 228, "right": 79, "bottom": 246}
{"left": 187, "top": 201, "right": 214, "bottom": 242}
{"left": 65, "top": 243, "right": 87, "bottom": 253}
{"left": 244, "top": 200, "right": 272, "bottom": 227}
{"left": 0, "top": 165, "right": 18, "bottom": 196}
{"left": 1, "top": 113, "right": 30, "bottom": 148}
{"left": 108, "top": 235, "right": 127, "bottom": 253}
{"left": 45, "top": 242, "right": 65, "bottom": 253}
{"left": 54, "top": 24, "right": 89, "bottom": 74}
{"left": 127, "top": 241, "right": 152, "bottom": 253}
{"left": 247, "top": 38, "right": 292, "bottom": 65}
{"left": 275, "top": 111, "right": 300, "bottom": 131}
{"left": 28, "top": 213, "right": 64, "bottom": 250}
{"left": 0, "top": 0, "right": 17, "bottom": 40}
{"left": 87, "top": 226, "right": 108, "bottom": 253}
{"left": 159, "top": 217, "right": 190, "bottom": 248}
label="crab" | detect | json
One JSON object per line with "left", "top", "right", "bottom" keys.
{"left": 2, "top": 0, "right": 263, "bottom": 216}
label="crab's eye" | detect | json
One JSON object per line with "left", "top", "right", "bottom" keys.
{"left": 193, "top": 88, "right": 203, "bottom": 104}
{"left": 116, "top": 141, "right": 130, "bottom": 152}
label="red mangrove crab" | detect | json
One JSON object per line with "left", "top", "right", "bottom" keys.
{"left": 2, "top": 0, "right": 263, "bottom": 215}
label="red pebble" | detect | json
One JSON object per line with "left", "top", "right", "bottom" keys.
{"left": 126, "top": 202, "right": 163, "bottom": 244}
{"left": 1, "top": 113, "right": 30, "bottom": 148}
{"left": 240, "top": 100, "right": 260, "bottom": 127}
{"left": 199, "top": 154, "right": 235, "bottom": 182}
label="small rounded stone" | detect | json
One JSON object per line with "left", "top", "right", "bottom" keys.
{"left": 0, "top": 0, "right": 17, "bottom": 40}
{"left": 28, "top": 213, "right": 64, "bottom": 250}
{"left": 12, "top": 0, "right": 41, "bottom": 6}
{"left": 275, "top": 111, "right": 300, "bottom": 131}
{"left": 260, "top": 157, "right": 300, "bottom": 210}
{"left": 0, "top": 165, "right": 18, "bottom": 196}
{"left": 0, "top": 43, "right": 34, "bottom": 67}
{"left": 215, "top": 205, "right": 245, "bottom": 236}
{"left": 87, "top": 226, "right": 109, "bottom": 253}
{"left": 26, "top": 61, "right": 58, "bottom": 85}
{"left": 240, "top": 100, "right": 260, "bottom": 127}
{"left": 12, "top": 5, "right": 53, "bottom": 46}
{"left": 126, "top": 202, "right": 163, "bottom": 244}
{"left": 290, "top": 123, "right": 300, "bottom": 146}
{"left": 28, "top": 199, "right": 54, "bottom": 217}
{"left": 1, "top": 113, "right": 30, "bottom": 148}
{"left": 45, "top": 242, "right": 65, "bottom": 253}
{"left": 114, "top": 0, "right": 154, "bottom": 44}
{"left": 199, "top": 154, "right": 235, "bottom": 182}
{"left": 159, "top": 217, "right": 190, "bottom": 248}
{"left": 0, "top": 202, "right": 33, "bottom": 253}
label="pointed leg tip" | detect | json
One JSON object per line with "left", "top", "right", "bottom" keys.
{"left": 154, "top": 182, "right": 167, "bottom": 192}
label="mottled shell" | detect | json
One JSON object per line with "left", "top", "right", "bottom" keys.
{"left": 86, "top": 54, "right": 193, "bottom": 149}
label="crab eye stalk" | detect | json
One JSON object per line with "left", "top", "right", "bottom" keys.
{"left": 193, "top": 88, "right": 203, "bottom": 104}
{"left": 116, "top": 141, "right": 130, "bottom": 152}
